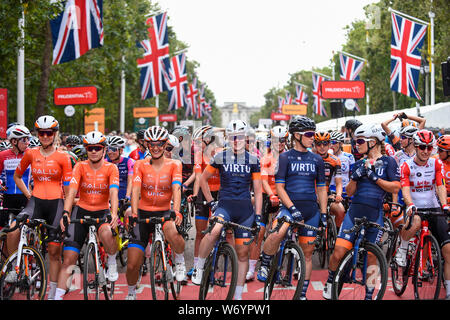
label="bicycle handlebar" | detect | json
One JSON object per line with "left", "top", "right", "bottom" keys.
{"left": 64, "top": 214, "right": 117, "bottom": 238}
{"left": 202, "top": 216, "right": 259, "bottom": 245}
{"left": 343, "top": 216, "right": 387, "bottom": 234}
{"left": 405, "top": 207, "right": 448, "bottom": 231}
{"left": 127, "top": 211, "right": 177, "bottom": 238}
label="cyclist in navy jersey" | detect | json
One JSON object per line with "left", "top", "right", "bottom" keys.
{"left": 191, "top": 119, "right": 263, "bottom": 300}
{"left": 257, "top": 116, "right": 328, "bottom": 300}
{"left": 0, "top": 125, "right": 32, "bottom": 229}
{"left": 323, "top": 124, "right": 401, "bottom": 300}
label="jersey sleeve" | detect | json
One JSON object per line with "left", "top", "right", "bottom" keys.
{"left": 435, "top": 159, "right": 445, "bottom": 187}
{"left": 69, "top": 163, "right": 82, "bottom": 190}
{"left": 316, "top": 156, "right": 326, "bottom": 188}
{"left": 251, "top": 157, "right": 261, "bottom": 180}
{"left": 400, "top": 162, "right": 411, "bottom": 187}
{"left": 127, "top": 158, "right": 135, "bottom": 176}
{"left": 15, "top": 149, "right": 32, "bottom": 177}
{"left": 334, "top": 157, "right": 342, "bottom": 178}
{"left": 132, "top": 160, "right": 143, "bottom": 187}
{"left": 109, "top": 164, "right": 120, "bottom": 189}
{"left": 60, "top": 152, "right": 73, "bottom": 187}
{"left": 171, "top": 160, "right": 183, "bottom": 186}
{"left": 275, "top": 153, "right": 288, "bottom": 184}
{"left": 386, "top": 156, "right": 400, "bottom": 182}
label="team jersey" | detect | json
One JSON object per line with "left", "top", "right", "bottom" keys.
{"left": 275, "top": 149, "right": 326, "bottom": 202}
{"left": 330, "top": 151, "right": 355, "bottom": 189}
{"left": 173, "top": 144, "right": 195, "bottom": 184}
{"left": 400, "top": 157, "right": 445, "bottom": 209}
{"left": 194, "top": 147, "right": 221, "bottom": 192}
{"left": 385, "top": 143, "right": 396, "bottom": 157}
{"left": 442, "top": 159, "right": 450, "bottom": 196}
{"left": 351, "top": 156, "right": 400, "bottom": 209}
{"left": 106, "top": 156, "right": 135, "bottom": 199}
{"left": 260, "top": 151, "right": 280, "bottom": 195}
{"left": 394, "top": 149, "right": 415, "bottom": 168}
{"left": 0, "top": 149, "right": 31, "bottom": 195}
{"left": 16, "top": 148, "right": 72, "bottom": 200}
{"left": 69, "top": 161, "right": 120, "bottom": 211}
{"left": 132, "top": 158, "right": 182, "bottom": 211}
{"left": 205, "top": 149, "right": 260, "bottom": 201}
{"left": 129, "top": 148, "right": 146, "bottom": 161}
{"left": 321, "top": 153, "right": 342, "bottom": 188}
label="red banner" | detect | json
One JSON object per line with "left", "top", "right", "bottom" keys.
{"left": 271, "top": 112, "right": 290, "bottom": 121}
{"left": 54, "top": 86, "right": 98, "bottom": 106}
{"left": 321, "top": 80, "right": 365, "bottom": 99}
{"left": 0, "top": 89, "right": 7, "bottom": 139}
{"left": 159, "top": 114, "right": 177, "bottom": 122}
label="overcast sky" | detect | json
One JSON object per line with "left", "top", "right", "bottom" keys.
{"left": 155, "top": 0, "right": 376, "bottom": 107}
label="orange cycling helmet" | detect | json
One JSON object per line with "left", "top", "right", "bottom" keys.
{"left": 401, "top": 119, "right": 417, "bottom": 128}
{"left": 314, "top": 131, "right": 330, "bottom": 142}
{"left": 437, "top": 135, "right": 450, "bottom": 151}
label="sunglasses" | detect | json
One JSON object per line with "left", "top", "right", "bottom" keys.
{"left": 300, "top": 131, "right": 315, "bottom": 138}
{"left": 148, "top": 140, "right": 166, "bottom": 148}
{"left": 355, "top": 138, "right": 374, "bottom": 145}
{"left": 38, "top": 130, "right": 55, "bottom": 137}
{"left": 107, "top": 147, "right": 119, "bottom": 153}
{"left": 19, "top": 137, "right": 30, "bottom": 143}
{"left": 400, "top": 135, "right": 409, "bottom": 140}
{"left": 230, "top": 135, "right": 246, "bottom": 141}
{"left": 417, "top": 145, "right": 433, "bottom": 152}
{"left": 165, "top": 146, "right": 174, "bottom": 152}
{"left": 438, "top": 148, "right": 448, "bottom": 153}
{"left": 86, "top": 145, "right": 104, "bottom": 152}
{"left": 330, "top": 140, "right": 339, "bottom": 145}
{"left": 315, "top": 141, "right": 330, "bottom": 146}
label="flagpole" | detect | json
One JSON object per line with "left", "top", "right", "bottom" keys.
{"left": 17, "top": 4, "right": 25, "bottom": 124}
{"left": 155, "top": 95, "right": 160, "bottom": 126}
{"left": 311, "top": 71, "right": 331, "bottom": 79}
{"left": 388, "top": 8, "right": 429, "bottom": 25}
{"left": 338, "top": 51, "right": 367, "bottom": 62}
{"left": 120, "top": 56, "right": 126, "bottom": 133}
{"left": 429, "top": 9, "right": 435, "bottom": 105}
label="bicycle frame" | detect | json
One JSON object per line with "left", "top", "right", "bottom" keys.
{"left": 152, "top": 223, "right": 174, "bottom": 282}
{"left": 206, "top": 227, "right": 230, "bottom": 287}
{"left": 87, "top": 225, "right": 102, "bottom": 280}
{"left": 407, "top": 219, "right": 432, "bottom": 278}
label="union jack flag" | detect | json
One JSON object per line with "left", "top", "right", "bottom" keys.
{"left": 50, "top": 0, "right": 104, "bottom": 65}
{"left": 312, "top": 73, "right": 329, "bottom": 117}
{"left": 294, "top": 84, "right": 308, "bottom": 105}
{"left": 136, "top": 12, "right": 170, "bottom": 100}
{"left": 165, "top": 53, "right": 188, "bottom": 111}
{"left": 185, "top": 78, "right": 199, "bottom": 118}
{"left": 277, "top": 96, "right": 285, "bottom": 113}
{"left": 390, "top": 12, "right": 427, "bottom": 100}
{"left": 339, "top": 52, "right": 365, "bottom": 111}
{"left": 285, "top": 92, "right": 293, "bottom": 105}
{"left": 196, "top": 84, "right": 206, "bottom": 119}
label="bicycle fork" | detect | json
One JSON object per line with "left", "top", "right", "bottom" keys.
{"left": 88, "top": 226, "right": 106, "bottom": 287}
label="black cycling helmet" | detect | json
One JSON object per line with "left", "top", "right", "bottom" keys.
{"left": 72, "top": 144, "right": 87, "bottom": 160}
{"left": 66, "top": 135, "right": 82, "bottom": 146}
{"left": 136, "top": 129, "right": 146, "bottom": 141}
{"left": 345, "top": 119, "right": 362, "bottom": 132}
{"left": 289, "top": 116, "right": 316, "bottom": 134}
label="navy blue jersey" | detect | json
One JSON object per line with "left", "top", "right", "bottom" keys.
{"left": 209, "top": 149, "right": 260, "bottom": 201}
{"left": 351, "top": 156, "right": 400, "bottom": 208}
{"left": 106, "top": 156, "right": 134, "bottom": 200}
{"left": 275, "top": 149, "right": 326, "bottom": 202}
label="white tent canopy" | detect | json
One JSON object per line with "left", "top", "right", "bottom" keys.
{"left": 316, "top": 102, "right": 450, "bottom": 132}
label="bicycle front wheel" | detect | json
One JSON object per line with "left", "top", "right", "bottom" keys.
{"left": 83, "top": 242, "right": 100, "bottom": 300}
{"left": 390, "top": 233, "right": 410, "bottom": 296}
{"left": 149, "top": 240, "right": 169, "bottom": 300}
{"left": 199, "top": 243, "right": 238, "bottom": 300}
{"left": 413, "top": 234, "right": 443, "bottom": 300}
{"left": 0, "top": 246, "right": 47, "bottom": 300}
{"left": 332, "top": 242, "right": 388, "bottom": 300}
{"left": 264, "top": 241, "right": 306, "bottom": 300}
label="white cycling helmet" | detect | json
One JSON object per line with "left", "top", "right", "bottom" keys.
{"left": 28, "top": 136, "right": 41, "bottom": 148}
{"left": 168, "top": 134, "right": 180, "bottom": 148}
{"left": 270, "top": 126, "right": 289, "bottom": 139}
{"left": 354, "top": 124, "right": 386, "bottom": 142}
{"left": 399, "top": 125, "right": 418, "bottom": 139}
{"left": 35, "top": 115, "right": 59, "bottom": 131}
{"left": 0, "top": 140, "right": 12, "bottom": 151}
{"left": 192, "top": 125, "right": 214, "bottom": 141}
{"left": 144, "top": 126, "right": 169, "bottom": 142}
{"left": 330, "top": 131, "right": 345, "bottom": 142}
{"left": 7, "top": 125, "right": 31, "bottom": 140}
{"left": 83, "top": 131, "right": 107, "bottom": 145}
{"left": 246, "top": 127, "right": 256, "bottom": 138}
{"left": 226, "top": 120, "right": 248, "bottom": 136}
{"left": 106, "top": 135, "right": 126, "bottom": 149}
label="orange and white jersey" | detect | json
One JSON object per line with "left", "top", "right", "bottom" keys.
{"left": 400, "top": 157, "right": 445, "bottom": 209}
{"left": 132, "top": 158, "right": 182, "bottom": 211}
{"left": 442, "top": 159, "right": 450, "bottom": 196}
{"left": 70, "top": 161, "right": 119, "bottom": 211}
{"left": 260, "top": 151, "right": 278, "bottom": 195}
{"left": 194, "top": 147, "right": 221, "bottom": 192}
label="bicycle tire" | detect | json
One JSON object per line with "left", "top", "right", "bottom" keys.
{"left": 264, "top": 241, "right": 306, "bottom": 300}
{"left": 199, "top": 242, "right": 238, "bottom": 300}
{"left": 83, "top": 242, "right": 100, "bottom": 300}
{"left": 413, "top": 234, "right": 442, "bottom": 300}
{"left": 390, "top": 233, "right": 410, "bottom": 296}
{"left": 332, "top": 242, "right": 388, "bottom": 300}
{"left": 0, "top": 246, "right": 47, "bottom": 300}
{"left": 149, "top": 240, "right": 169, "bottom": 300}
{"left": 326, "top": 216, "right": 338, "bottom": 266}
{"left": 165, "top": 245, "right": 178, "bottom": 300}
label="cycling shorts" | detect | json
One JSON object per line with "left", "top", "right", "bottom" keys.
{"left": 261, "top": 193, "right": 279, "bottom": 228}
{"left": 275, "top": 200, "right": 319, "bottom": 243}
{"left": 213, "top": 199, "right": 255, "bottom": 244}
{"left": 17, "top": 196, "right": 64, "bottom": 243}
{"left": 128, "top": 209, "right": 172, "bottom": 253}
{"left": 336, "top": 203, "right": 383, "bottom": 250}
{"left": 0, "top": 194, "right": 28, "bottom": 228}
{"left": 194, "top": 190, "right": 218, "bottom": 221}
{"left": 63, "top": 206, "right": 110, "bottom": 253}
{"left": 420, "top": 210, "right": 450, "bottom": 249}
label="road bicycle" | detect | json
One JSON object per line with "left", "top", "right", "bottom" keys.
{"left": 0, "top": 215, "right": 58, "bottom": 300}
{"left": 117, "top": 199, "right": 131, "bottom": 267}
{"left": 199, "top": 216, "right": 257, "bottom": 300}
{"left": 0, "top": 207, "right": 24, "bottom": 266}
{"left": 315, "top": 195, "right": 338, "bottom": 269}
{"left": 264, "top": 216, "right": 321, "bottom": 300}
{"left": 129, "top": 213, "right": 180, "bottom": 300}
{"left": 64, "top": 215, "right": 116, "bottom": 300}
{"left": 391, "top": 208, "right": 446, "bottom": 300}
{"left": 331, "top": 216, "right": 391, "bottom": 300}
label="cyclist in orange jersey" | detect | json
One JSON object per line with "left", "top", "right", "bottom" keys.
{"left": 247, "top": 126, "right": 287, "bottom": 281}
{"left": 125, "top": 126, "right": 185, "bottom": 300}
{"left": 437, "top": 135, "right": 450, "bottom": 198}
{"left": 9, "top": 115, "right": 72, "bottom": 300}
{"left": 314, "top": 131, "right": 345, "bottom": 227}
{"left": 54, "top": 131, "right": 120, "bottom": 300}
{"left": 187, "top": 126, "right": 221, "bottom": 278}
